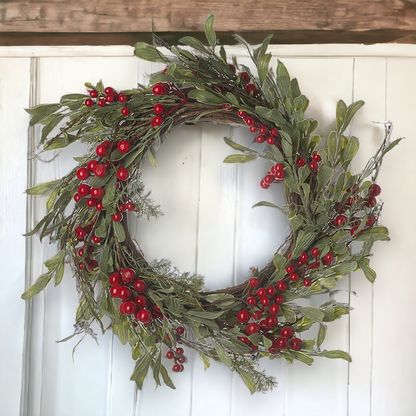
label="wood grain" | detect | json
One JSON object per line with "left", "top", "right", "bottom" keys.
{"left": 1, "top": 1, "right": 416, "bottom": 45}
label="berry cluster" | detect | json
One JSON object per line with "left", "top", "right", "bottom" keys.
{"left": 260, "top": 163, "right": 285, "bottom": 189}
{"left": 84, "top": 86, "right": 130, "bottom": 116}
{"left": 333, "top": 182, "right": 382, "bottom": 236}
{"left": 166, "top": 343, "right": 187, "bottom": 373}
{"left": 75, "top": 220, "right": 100, "bottom": 271}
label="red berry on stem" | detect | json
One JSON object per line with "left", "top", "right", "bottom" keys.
{"left": 97, "top": 98, "right": 106, "bottom": 107}
{"left": 154, "top": 104, "right": 164, "bottom": 114}
{"left": 152, "top": 115, "right": 164, "bottom": 127}
{"left": 85, "top": 99, "right": 93, "bottom": 107}
{"left": 281, "top": 326, "right": 294, "bottom": 338}
{"left": 106, "top": 94, "right": 114, "bottom": 103}
{"left": 136, "top": 309, "right": 152, "bottom": 324}
{"left": 87, "top": 198, "right": 97, "bottom": 208}
{"left": 255, "top": 135, "right": 265, "bottom": 144}
{"left": 78, "top": 184, "right": 90, "bottom": 197}
{"left": 152, "top": 83, "right": 166, "bottom": 95}
{"left": 309, "top": 161, "right": 319, "bottom": 171}
{"left": 89, "top": 90, "right": 98, "bottom": 98}
{"left": 237, "top": 110, "right": 246, "bottom": 117}
{"left": 126, "top": 202, "right": 136, "bottom": 211}
{"left": 78, "top": 248, "right": 85, "bottom": 257}
{"left": 286, "top": 265, "right": 295, "bottom": 274}
{"left": 324, "top": 253, "right": 334, "bottom": 263}
{"left": 265, "top": 314, "right": 278, "bottom": 327}
{"left": 104, "top": 87, "right": 113, "bottom": 95}
{"left": 112, "top": 212, "right": 123, "bottom": 222}
{"left": 269, "top": 304, "right": 280, "bottom": 315}
{"left": 264, "top": 174, "right": 274, "bottom": 184}
{"left": 311, "top": 247, "right": 320, "bottom": 257}
{"left": 243, "top": 116, "right": 255, "bottom": 126}
{"left": 300, "top": 252, "right": 309, "bottom": 262}
{"left": 122, "top": 268, "right": 136, "bottom": 283}
{"left": 257, "top": 287, "right": 266, "bottom": 297}
{"left": 121, "top": 107, "right": 130, "bottom": 116}
{"left": 274, "top": 294, "right": 285, "bottom": 305}
{"left": 246, "top": 323, "right": 260, "bottom": 335}
{"left": 118, "top": 94, "right": 127, "bottom": 103}
{"left": 118, "top": 140, "right": 131, "bottom": 153}
{"left": 120, "top": 301, "right": 137, "bottom": 316}
{"left": 266, "top": 136, "right": 276, "bottom": 145}
{"left": 133, "top": 279, "right": 147, "bottom": 293}
{"left": 246, "top": 84, "right": 258, "bottom": 96}
{"left": 110, "top": 286, "right": 121, "bottom": 298}
{"left": 166, "top": 351, "right": 174, "bottom": 359}
{"left": 135, "top": 295, "right": 148, "bottom": 308}
{"left": 266, "top": 286, "right": 276, "bottom": 296}
{"left": 92, "top": 235, "right": 101, "bottom": 244}
{"left": 270, "top": 127, "right": 279, "bottom": 136}
{"left": 96, "top": 201, "right": 104, "bottom": 211}
{"left": 303, "top": 278, "right": 312, "bottom": 287}
{"left": 276, "top": 337, "right": 289, "bottom": 350}
{"left": 296, "top": 157, "right": 306, "bottom": 167}
{"left": 259, "top": 126, "right": 268, "bottom": 135}
{"left": 176, "top": 326, "right": 185, "bottom": 335}
{"left": 312, "top": 152, "right": 322, "bottom": 162}
{"left": 94, "top": 164, "right": 107, "bottom": 178}
{"left": 237, "top": 310, "right": 250, "bottom": 323}
{"left": 249, "top": 277, "right": 260, "bottom": 288}
{"left": 96, "top": 144, "right": 109, "bottom": 157}
{"left": 334, "top": 215, "right": 347, "bottom": 227}
{"left": 109, "top": 272, "right": 121, "bottom": 286}
{"left": 75, "top": 227, "right": 86, "bottom": 239}
{"left": 260, "top": 180, "right": 270, "bottom": 189}
{"left": 74, "top": 193, "right": 81, "bottom": 202}
{"left": 369, "top": 183, "right": 381, "bottom": 196}
{"left": 91, "top": 187, "right": 104, "bottom": 199}
{"left": 290, "top": 273, "right": 299, "bottom": 282}
{"left": 276, "top": 281, "right": 287, "bottom": 291}
{"left": 247, "top": 296, "right": 257, "bottom": 306}
{"left": 87, "top": 160, "right": 98, "bottom": 172}
{"left": 117, "top": 167, "right": 129, "bottom": 181}
{"left": 260, "top": 296, "right": 271, "bottom": 307}
{"left": 118, "top": 286, "right": 131, "bottom": 301}
{"left": 249, "top": 126, "right": 258, "bottom": 133}
{"left": 240, "top": 72, "right": 250, "bottom": 82}
{"left": 290, "top": 337, "right": 303, "bottom": 351}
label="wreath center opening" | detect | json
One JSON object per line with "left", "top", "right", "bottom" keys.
{"left": 130, "top": 123, "right": 290, "bottom": 291}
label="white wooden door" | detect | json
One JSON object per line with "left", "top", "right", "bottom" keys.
{"left": 1, "top": 44, "right": 416, "bottom": 416}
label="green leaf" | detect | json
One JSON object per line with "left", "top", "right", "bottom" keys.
{"left": 281, "top": 305, "right": 296, "bottom": 323}
{"left": 223, "top": 137, "right": 255, "bottom": 154}
{"left": 252, "top": 201, "right": 285, "bottom": 212}
{"left": 100, "top": 245, "right": 110, "bottom": 275}
{"left": 332, "top": 261, "right": 357, "bottom": 274}
{"left": 258, "top": 54, "right": 272, "bottom": 86}
{"left": 359, "top": 262, "right": 377, "bottom": 283}
{"left": 292, "top": 351, "right": 314, "bottom": 365}
{"left": 199, "top": 353, "right": 211, "bottom": 370}
{"left": 134, "top": 42, "right": 170, "bottom": 63}
{"left": 317, "top": 323, "right": 327, "bottom": 348}
{"left": 41, "top": 114, "right": 65, "bottom": 142}
{"left": 317, "top": 165, "right": 333, "bottom": 193}
{"left": 102, "top": 177, "right": 116, "bottom": 209}
{"left": 212, "top": 341, "right": 232, "bottom": 368}
{"left": 26, "top": 103, "right": 62, "bottom": 126}
{"left": 328, "top": 131, "right": 338, "bottom": 161}
{"left": 113, "top": 221, "right": 126, "bottom": 243}
{"left": 44, "top": 249, "right": 65, "bottom": 270}
{"left": 340, "top": 100, "right": 364, "bottom": 134}
{"left": 179, "top": 36, "right": 209, "bottom": 54}
{"left": 160, "top": 364, "right": 176, "bottom": 389}
{"left": 223, "top": 154, "right": 258, "bottom": 163}
{"left": 302, "top": 339, "right": 316, "bottom": 350}
{"left": 237, "top": 368, "right": 256, "bottom": 394}
{"left": 292, "top": 231, "right": 317, "bottom": 258}
{"left": 205, "top": 14, "right": 216, "bottom": 48}
{"left": 318, "top": 349, "right": 352, "bottom": 362}
{"left": 21, "top": 272, "right": 53, "bottom": 299}
{"left": 341, "top": 136, "right": 359, "bottom": 164}
{"left": 300, "top": 306, "right": 325, "bottom": 323}
{"left": 253, "top": 34, "right": 273, "bottom": 63}
{"left": 132, "top": 343, "right": 142, "bottom": 360}
{"left": 336, "top": 100, "right": 347, "bottom": 132}
{"left": 26, "top": 179, "right": 61, "bottom": 195}
{"left": 54, "top": 261, "right": 65, "bottom": 286}
{"left": 130, "top": 352, "right": 153, "bottom": 390}
{"left": 188, "top": 89, "right": 224, "bottom": 105}
{"left": 152, "top": 351, "right": 162, "bottom": 386}
{"left": 298, "top": 165, "right": 310, "bottom": 183}
{"left": 188, "top": 310, "right": 224, "bottom": 320}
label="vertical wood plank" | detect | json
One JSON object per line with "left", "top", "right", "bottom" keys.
{"left": 348, "top": 57, "right": 387, "bottom": 416}
{"left": 370, "top": 58, "right": 416, "bottom": 416}
{"left": 0, "top": 57, "right": 31, "bottom": 416}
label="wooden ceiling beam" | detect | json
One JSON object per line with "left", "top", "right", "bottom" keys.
{"left": 1, "top": 1, "right": 416, "bottom": 45}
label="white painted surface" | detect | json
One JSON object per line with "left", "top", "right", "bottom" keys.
{"left": 0, "top": 44, "right": 415, "bottom": 416}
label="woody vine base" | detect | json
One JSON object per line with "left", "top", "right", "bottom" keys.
{"left": 23, "top": 15, "right": 400, "bottom": 393}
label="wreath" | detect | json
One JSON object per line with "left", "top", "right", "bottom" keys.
{"left": 23, "top": 15, "right": 400, "bottom": 393}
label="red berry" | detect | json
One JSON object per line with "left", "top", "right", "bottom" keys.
{"left": 91, "top": 187, "right": 104, "bottom": 199}
{"left": 286, "top": 265, "right": 295, "bottom": 274}
{"left": 121, "top": 107, "right": 130, "bottom": 116}
{"left": 135, "top": 295, "right": 148, "bottom": 308}
{"left": 240, "top": 72, "right": 250, "bottom": 82}
{"left": 176, "top": 347, "right": 184, "bottom": 356}
{"left": 269, "top": 304, "right": 280, "bottom": 315}
{"left": 255, "top": 135, "right": 265, "bottom": 143}
{"left": 303, "top": 278, "right": 312, "bottom": 287}
{"left": 260, "top": 180, "right": 270, "bottom": 189}
{"left": 257, "top": 287, "right": 266, "bottom": 297}
{"left": 243, "top": 116, "right": 255, "bottom": 126}
{"left": 120, "top": 301, "right": 137, "bottom": 315}
{"left": 136, "top": 309, "right": 152, "bottom": 324}
{"left": 126, "top": 202, "right": 136, "bottom": 211}
{"left": 87, "top": 160, "right": 99, "bottom": 172}
{"left": 117, "top": 140, "right": 131, "bottom": 153}
{"left": 300, "top": 252, "right": 308, "bottom": 262}
{"left": 260, "top": 296, "right": 271, "bottom": 307}
{"left": 109, "top": 272, "right": 121, "bottom": 286}
{"left": 154, "top": 104, "right": 164, "bottom": 114}
{"left": 75, "top": 227, "right": 86, "bottom": 239}
{"left": 78, "top": 184, "right": 90, "bottom": 197}
{"left": 105, "top": 94, "right": 115, "bottom": 103}
{"left": 116, "top": 167, "right": 129, "bottom": 181}
{"left": 228, "top": 64, "right": 236, "bottom": 73}
{"left": 152, "top": 83, "right": 166, "bottom": 95}
{"left": 270, "top": 127, "right": 279, "bottom": 136}
{"left": 74, "top": 193, "right": 81, "bottom": 202}
{"left": 249, "top": 277, "right": 259, "bottom": 288}
{"left": 119, "top": 286, "right": 131, "bottom": 301}
{"left": 85, "top": 98, "right": 94, "bottom": 107}
{"left": 97, "top": 98, "right": 106, "bottom": 107}
{"left": 112, "top": 212, "right": 123, "bottom": 222}
{"left": 96, "top": 144, "right": 109, "bottom": 157}
{"left": 175, "top": 326, "right": 185, "bottom": 335}
{"left": 312, "top": 152, "right": 322, "bottom": 162}
{"left": 93, "top": 164, "right": 107, "bottom": 177}
{"left": 266, "top": 286, "right": 276, "bottom": 296}
{"left": 276, "top": 337, "right": 289, "bottom": 349}
{"left": 365, "top": 196, "right": 377, "bottom": 208}
{"left": 274, "top": 294, "right": 285, "bottom": 305}
{"left": 172, "top": 364, "right": 182, "bottom": 372}
{"left": 366, "top": 215, "right": 376, "bottom": 226}
{"left": 276, "top": 281, "right": 287, "bottom": 291}
{"left": 265, "top": 314, "right": 278, "bottom": 327}
{"left": 258, "top": 126, "right": 268, "bottom": 135}
{"left": 104, "top": 87, "right": 113, "bottom": 95}
{"left": 119, "top": 202, "right": 127, "bottom": 212}
{"left": 309, "top": 161, "right": 319, "bottom": 171}
{"left": 152, "top": 115, "right": 164, "bottom": 127}
{"left": 290, "top": 337, "right": 303, "bottom": 351}
{"left": 290, "top": 273, "right": 299, "bottom": 282}
{"left": 237, "top": 310, "right": 250, "bottom": 323}
{"left": 249, "top": 126, "right": 258, "bottom": 133}
{"left": 92, "top": 235, "right": 101, "bottom": 244}
{"left": 166, "top": 351, "right": 174, "bottom": 359}
{"left": 264, "top": 174, "right": 274, "bottom": 184}
{"left": 246, "top": 323, "right": 260, "bottom": 335}
{"left": 122, "top": 268, "right": 136, "bottom": 283}
{"left": 237, "top": 110, "right": 246, "bottom": 117}
{"left": 296, "top": 157, "right": 306, "bottom": 167}
{"left": 267, "top": 136, "right": 276, "bottom": 145}
{"left": 324, "top": 253, "right": 334, "bottom": 263}
{"left": 133, "top": 279, "right": 147, "bottom": 293}
{"left": 334, "top": 215, "right": 347, "bottom": 227}
{"left": 118, "top": 94, "right": 127, "bottom": 103}
{"left": 369, "top": 184, "right": 381, "bottom": 196}
{"left": 271, "top": 163, "right": 284, "bottom": 174}
{"left": 247, "top": 296, "right": 257, "bottom": 306}
{"left": 96, "top": 201, "right": 104, "bottom": 211}
{"left": 311, "top": 247, "right": 320, "bottom": 257}
{"left": 281, "top": 326, "right": 294, "bottom": 338}
{"left": 110, "top": 286, "right": 121, "bottom": 298}
{"left": 246, "top": 84, "right": 258, "bottom": 96}
{"left": 222, "top": 103, "right": 233, "bottom": 111}
{"left": 89, "top": 90, "right": 98, "bottom": 98}
{"left": 78, "top": 248, "right": 85, "bottom": 257}
{"left": 252, "top": 310, "right": 262, "bottom": 321}
{"left": 268, "top": 346, "right": 281, "bottom": 355}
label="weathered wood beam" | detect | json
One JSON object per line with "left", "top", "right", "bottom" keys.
{"left": 1, "top": 1, "right": 416, "bottom": 45}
